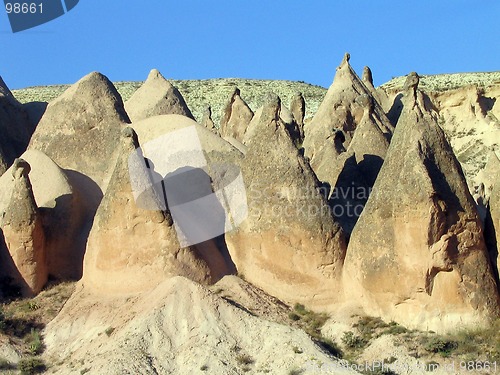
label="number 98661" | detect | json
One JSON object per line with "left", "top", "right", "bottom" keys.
{"left": 5, "top": 3, "right": 43, "bottom": 14}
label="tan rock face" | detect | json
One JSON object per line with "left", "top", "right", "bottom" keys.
{"left": 226, "top": 94, "right": 347, "bottom": 308}
{"left": 0, "top": 150, "right": 87, "bottom": 280}
{"left": 1, "top": 159, "right": 47, "bottom": 296}
{"left": 124, "top": 69, "right": 194, "bottom": 122}
{"left": 28, "top": 72, "right": 130, "bottom": 193}
{"left": 83, "top": 126, "right": 236, "bottom": 294}
{"left": 342, "top": 73, "right": 500, "bottom": 332}
{"left": 219, "top": 88, "right": 254, "bottom": 142}
{"left": 200, "top": 106, "right": 218, "bottom": 134}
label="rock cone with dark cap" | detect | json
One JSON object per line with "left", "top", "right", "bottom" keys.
{"left": 1, "top": 159, "right": 47, "bottom": 296}
{"left": 219, "top": 87, "right": 254, "bottom": 142}
{"left": 28, "top": 72, "right": 130, "bottom": 192}
{"left": 83, "top": 127, "right": 229, "bottom": 294}
{"left": 226, "top": 93, "right": 347, "bottom": 308}
{"left": 342, "top": 72, "right": 500, "bottom": 332}
{"left": 125, "top": 69, "right": 194, "bottom": 122}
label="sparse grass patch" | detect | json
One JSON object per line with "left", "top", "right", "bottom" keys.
{"left": 27, "top": 328, "right": 44, "bottom": 355}
{"left": 236, "top": 353, "right": 254, "bottom": 366}
{"left": 341, "top": 331, "right": 367, "bottom": 350}
{"left": 18, "top": 357, "right": 45, "bottom": 374}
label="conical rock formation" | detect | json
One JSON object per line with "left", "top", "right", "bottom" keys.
{"left": 83, "top": 126, "right": 231, "bottom": 294}
{"left": 342, "top": 72, "right": 500, "bottom": 332}
{"left": 219, "top": 88, "right": 254, "bottom": 142}
{"left": 28, "top": 72, "right": 130, "bottom": 193}
{"left": 226, "top": 93, "right": 347, "bottom": 308}
{"left": 0, "top": 150, "right": 87, "bottom": 280}
{"left": 125, "top": 69, "right": 194, "bottom": 122}
{"left": 1, "top": 159, "right": 47, "bottom": 296}
{"left": 303, "top": 54, "right": 394, "bottom": 188}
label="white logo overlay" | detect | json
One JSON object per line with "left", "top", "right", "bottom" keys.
{"left": 127, "top": 126, "right": 248, "bottom": 247}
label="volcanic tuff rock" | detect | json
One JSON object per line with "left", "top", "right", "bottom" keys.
{"left": 0, "top": 150, "right": 87, "bottom": 280}
{"left": 83, "top": 126, "right": 233, "bottom": 294}
{"left": 290, "top": 91, "right": 306, "bottom": 139}
{"left": 219, "top": 87, "right": 254, "bottom": 142}
{"left": 0, "top": 76, "right": 33, "bottom": 175}
{"left": 0, "top": 159, "right": 47, "bottom": 296}
{"left": 44, "top": 276, "right": 360, "bottom": 375}
{"left": 226, "top": 93, "right": 347, "bottom": 308}
{"left": 342, "top": 72, "right": 500, "bottom": 332}
{"left": 303, "top": 54, "right": 394, "bottom": 190}
{"left": 124, "top": 69, "right": 194, "bottom": 122}
{"left": 28, "top": 72, "right": 130, "bottom": 195}
{"left": 328, "top": 94, "right": 392, "bottom": 234}
{"left": 200, "top": 105, "right": 218, "bottom": 133}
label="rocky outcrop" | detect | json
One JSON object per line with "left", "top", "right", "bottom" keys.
{"left": 219, "top": 88, "right": 254, "bottom": 142}
{"left": 83, "top": 124, "right": 237, "bottom": 294}
{"left": 44, "top": 276, "right": 359, "bottom": 375}
{"left": 303, "top": 54, "right": 394, "bottom": 189}
{"left": 1, "top": 159, "right": 47, "bottom": 296}
{"left": 0, "top": 76, "right": 33, "bottom": 175}
{"left": 342, "top": 73, "right": 500, "bottom": 332}
{"left": 226, "top": 93, "right": 347, "bottom": 308}
{"left": 124, "top": 69, "right": 194, "bottom": 122}
{"left": 291, "top": 92, "right": 305, "bottom": 127}
{"left": 200, "top": 106, "right": 218, "bottom": 133}
{"left": 327, "top": 94, "right": 392, "bottom": 234}
{"left": 28, "top": 72, "right": 130, "bottom": 194}
{"left": 0, "top": 150, "right": 87, "bottom": 280}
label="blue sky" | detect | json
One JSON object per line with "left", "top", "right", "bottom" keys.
{"left": 1, "top": 1, "right": 499, "bottom": 90}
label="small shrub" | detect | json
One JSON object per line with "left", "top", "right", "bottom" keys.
{"left": 200, "top": 364, "right": 208, "bottom": 371}
{"left": 292, "top": 346, "right": 303, "bottom": 354}
{"left": 288, "top": 312, "right": 301, "bottom": 321}
{"left": 236, "top": 354, "right": 254, "bottom": 366}
{"left": 341, "top": 331, "right": 367, "bottom": 349}
{"left": 293, "top": 303, "right": 307, "bottom": 315}
{"left": 104, "top": 327, "right": 115, "bottom": 337}
{"left": 18, "top": 357, "right": 46, "bottom": 374}
{"left": 289, "top": 368, "right": 305, "bottom": 375}
{"left": 424, "top": 337, "right": 457, "bottom": 357}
